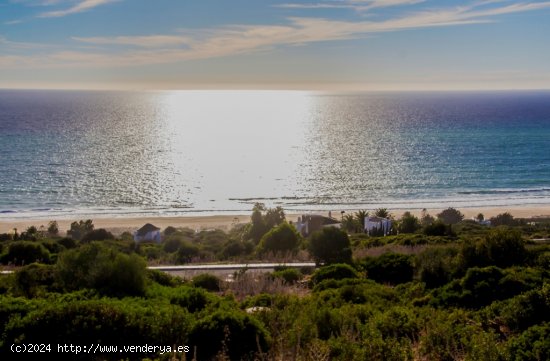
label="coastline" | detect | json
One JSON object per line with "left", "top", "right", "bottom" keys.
{"left": 2, "top": 205, "right": 550, "bottom": 235}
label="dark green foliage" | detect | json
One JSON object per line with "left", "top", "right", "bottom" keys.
{"left": 424, "top": 221, "right": 455, "bottom": 236}
{"left": 188, "top": 310, "right": 270, "bottom": 360}
{"left": 508, "top": 322, "right": 550, "bottom": 361}
{"left": 174, "top": 241, "right": 199, "bottom": 263}
{"left": 271, "top": 268, "right": 302, "bottom": 284}
{"left": 398, "top": 211, "right": 421, "bottom": 234}
{"left": 246, "top": 203, "right": 286, "bottom": 244}
{"left": 1, "top": 299, "right": 191, "bottom": 360}
{"left": 491, "top": 212, "right": 517, "bottom": 226}
{"left": 1, "top": 241, "right": 51, "bottom": 265}
{"left": 56, "top": 243, "right": 146, "bottom": 297}
{"left": 192, "top": 273, "right": 221, "bottom": 292}
{"left": 484, "top": 228, "right": 526, "bottom": 268}
{"left": 417, "top": 246, "right": 459, "bottom": 288}
{"left": 375, "top": 208, "right": 389, "bottom": 218}
{"left": 57, "top": 237, "right": 77, "bottom": 249}
{"left": 163, "top": 237, "right": 182, "bottom": 253}
{"left": 81, "top": 228, "right": 114, "bottom": 242}
{"left": 437, "top": 208, "right": 464, "bottom": 224}
{"left": 220, "top": 239, "right": 249, "bottom": 259}
{"left": 67, "top": 219, "right": 94, "bottom": 240}
{"left": 308, "top": 227, "right": 352, "bottom": 265}
{"left": 488, "top": 287, "right": 550, "bottom": 333}
{"left": 147, "top": 269, "right": 183, "bottom": 287}
{"left": 258, "top": 222, "right": 301, "bottom": 255}
{"left": 311, "top": 263, "right": 359, "bottom": 285}
{"left": 47, "top": 221, "right": 59, "bottom": 237}
{"left": 163, "top": 226, "right": 177, "bottom": 236}
{"left": 361, "top": 252, "right": 414, "bottom": 285}
{"left": 170, "top": 286, "right": 211, "bottom": 312}
{"left": 14, "top": 263, "right": 56, "bottom": 297}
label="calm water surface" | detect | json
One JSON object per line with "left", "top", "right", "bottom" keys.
{"left": 1, "top": 90, "right": 550, "bottom": 219}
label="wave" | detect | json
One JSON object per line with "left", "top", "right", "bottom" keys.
{"left": 457, "top": 187, "right": 550, "bottom": 195}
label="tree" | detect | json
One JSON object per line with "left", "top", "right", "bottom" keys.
{"left": 81, "top": 228, "right": 114, "bottom": 243}
{"left": 67, "top": 219, "right": 94, "bottom": 240}
{"left": 341, "top": 214, "right": 361, "bottom": 233}
{"left": 355, "top": 210, "right": 369, "bottom": 230}
{"left": 476, "top": 213, "right": 484, "bottom": 222}
{"left": 375, "top": 208, "right": 389, "bottom": 218}
{"left": 47, "top": 221, "right": 59, "bottom": 237}
{"left": 490, "top": 212, "right": 516, "bottom": 226}
{"left": 265, "top": 206, "right": 286, "bottom": 229}
{"left": 421, "top": 208, "right": 435, "bottom": 226}
{"left": 308, "top": 227, "right": 352, "bottom": 265}
{"left": 398, "top": 211, "right": 421, "bottom": 234}
{"left": 437, "top": 208, "right": 464, "bottom": 224}
{"left": 258, "top": 222, "right": 301, "bottom": 256}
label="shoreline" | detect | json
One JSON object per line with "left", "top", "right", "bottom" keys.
{"left": 2, "top": 205, "right": 550, "bottom": 235}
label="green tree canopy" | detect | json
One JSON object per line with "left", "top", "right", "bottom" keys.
{"left": 308, "top": 227, "right": 352, "bottom": 265}
{"left": 258, "top": 222, "right": 302, "bottom": 255}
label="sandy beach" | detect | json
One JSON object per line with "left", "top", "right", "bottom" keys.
{"left": 1, "top": 205, "right": 550, "bottom": 235}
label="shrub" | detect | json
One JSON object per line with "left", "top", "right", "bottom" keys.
{"left": 398, "top": 212, "right": 421, "bottom": 234}
{"left": 1, "top": 299, "right": 191, "bottom": 359}
{"left": 192, "top": 273, "right": 221, "bottom": 292}
{"left": 174, "top": 241, "right": 199, "bottom": 263}
{"left": 361, "top": 253, "right": 414, "bottom": 285}
{"left": 258, "top": 222, "right": 301, "bottom": 255}
{"left": 163, "top": 237, "right": 182, "bottom": 253}
{"left": 67, "top": 219, "right": 94, "bottom": 240}
{"left": 490, "top": 212, "right": 517, "bottom": 226}
{"left": 1, "top": 242, "right": 51, "bottom": 265}
{"left": 484, "top": 228, "right": 526, "bottom": 268}
{"left": 271, "top": 268, "right": 302, "bottom": 284}
{"left": 308, "top": 227, "right": 352, "bottom": 265}
{"left": 508, "top": 322, "right": 550, "bottom": 360}
{"left": 188, "top": 310, "right": 270, "bottom": 360}
{"left": 416, "top": 246, "right": 459, "bottom": 288}
{"left": 14, "top": 263, "right": 56, "bottom": 297}
{"left": 311, "top": 264, "right": 359, "bottom": 285}
{"left": 437, "top": 208, "right": 464, "bottom": 224}
{"left": 55, "top": 243, "right": 146, "bottom": 297}
{"left": 424, "top": 221, "right": 454, "bottom": 236}
{"left": 170, "top": 286, "right": 211, "bottom": 312}
{"left": 81, "top": 228, "right": 114, "bottom": 243}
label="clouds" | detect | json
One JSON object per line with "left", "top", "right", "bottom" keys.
{"left": 2, "top": 0, "right": 550, "bottom": 90}
{"left": 37, "top": 0, "right": 118, "bottom": 18}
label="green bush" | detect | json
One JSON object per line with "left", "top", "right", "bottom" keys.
{"left": 1, "top": 299, "right": 191, "bottom": 359}
{"left": 55, "top": 243, "right": 146, "bottom": 297}
{"left": 192, "top": 273, "right": 221, "bottom": 292}
{"left": 169, "top": 286, "right": 212, "bottom": 312}
{"left": 311, "top": 264, "right": 359, "bottom": 285}
{"left": 174, "top": 241, "right": 199, "bottom": 263}
{"left": 361, "top": 253, "right": 414, "bottom": 285}
{"left": 508, "top": 322, "right": 550, "bottom": 361}
{"left": 81, "top": 228, "right": 114, "bottom": 243}
{"left": 258, "top": 222, "right": 301, "bottom": 255}
{"left": 308, "top": 227, "right": 352, "bottom": 265}
{"left": 14, "top": 263, "right": 56, "bottom": 298}
{"left": 416, "top": 246, "right": 459, "bottom": 288}
{"left": 188, "top": 310, "right": 270, "bottom": 360}
{"left": 271, "top": 268, "right": 302, "bottom": 284}
{"left": 1, "top": 242, "right": 51, "bottom": 265}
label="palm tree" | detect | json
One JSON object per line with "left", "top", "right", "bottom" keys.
{"left": 375, "top": 208, "right": 389, "bottom": 218}
{"left": 354, "top": 210, "right": 369, "bottom": 232}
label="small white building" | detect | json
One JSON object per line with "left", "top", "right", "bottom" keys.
{"left": 294, "top": 214, "right": 340, "bottom": 237}
{"left": 364, "top": 216, "right": 392, "bottom": 236}
{"left": 134, "top": 223, "right": 161, "bottom": 243}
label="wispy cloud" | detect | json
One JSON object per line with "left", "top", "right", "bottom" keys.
{"left": 275, "top": 0, "right": 425, "bottom": 11}
{"left": 4, "top": 1, "right": 550, "bottom": 69}
{"left": 72, "top": 35, "right": 192, "bottom": 48}
{"left": 38, "top": 0, "right": 117, "bottom": 18}
{"left": 4, "top": 20, "right": 23, "bottom": 25}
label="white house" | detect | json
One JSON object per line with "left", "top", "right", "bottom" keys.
{"left": 294, "top": 214, "right": 340, "bottom": 237}
{"left": 134, "top": 223, "right": 161, "bottom": 243}
{"left": 364, "top": 216, "right": 392, "bottom": 236}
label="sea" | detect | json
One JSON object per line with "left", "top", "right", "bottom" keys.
{"left": 1, "top": 89, "right": 550, "bottom": 220}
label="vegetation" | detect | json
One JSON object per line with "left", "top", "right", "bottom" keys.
{"left": 1, "top": 208, "right": 550, "bottom": 360}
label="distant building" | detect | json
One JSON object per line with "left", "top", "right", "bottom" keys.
{"left": 364, "top": 216, "right": 392, "bottom": 236}
{"left": 294, "top": 214, "right": 340, "bottom": 237}
{"left": 134, "top": 223, "right": 161, "bottom": 242}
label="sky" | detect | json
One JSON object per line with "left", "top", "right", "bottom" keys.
{"left": 1, "top": 0, "right": 550, "bottom": 90}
